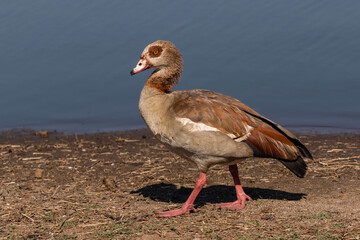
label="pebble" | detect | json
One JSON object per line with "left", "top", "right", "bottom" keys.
{"left": 34, "top": 169, "right": 44, "bottom": 178}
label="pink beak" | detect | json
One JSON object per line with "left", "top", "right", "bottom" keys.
{"left": 130, "top": 57, "right": 150, "bottom": 75}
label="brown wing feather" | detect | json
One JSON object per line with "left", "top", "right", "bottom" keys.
{"left": 246, "top": 126, "right": 299, "bottom": 160}
{"left": 172, "top": 90, "right": 309, "bottom": 161}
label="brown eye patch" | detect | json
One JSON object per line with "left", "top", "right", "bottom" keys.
{"left": 148, "top": 46, "right": 163, "bottom": 58}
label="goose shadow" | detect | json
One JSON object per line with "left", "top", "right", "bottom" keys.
{"left": 131, "top": 183, "right": 306, "bottom": 207}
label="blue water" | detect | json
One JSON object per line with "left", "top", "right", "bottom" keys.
{"left": 1, "top": 1, "right": 359, "bottom": 133}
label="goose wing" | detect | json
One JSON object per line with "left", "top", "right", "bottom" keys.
{"left": 171, "top": 89, "right": 312, "bottom": 161}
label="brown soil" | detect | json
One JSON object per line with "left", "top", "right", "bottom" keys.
{"left": 0, "top": 129, "right": 359, "bottom": 239}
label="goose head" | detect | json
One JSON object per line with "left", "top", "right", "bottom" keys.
{"left": 130, "top": 40, "right": 183, "bottom": 76}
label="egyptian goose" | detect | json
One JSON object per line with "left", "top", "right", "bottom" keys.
{"left": 130, "top": 40, "right": 312, "bottom": 217}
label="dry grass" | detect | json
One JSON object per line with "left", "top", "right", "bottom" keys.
{"left": 0, "top": 130, "right": 359, "bottom": 239}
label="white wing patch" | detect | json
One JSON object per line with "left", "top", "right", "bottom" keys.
{"left": 176, "top": 117, "right": 220, "bottom": 132}
{"left": 233, "top": 125, "right": 253, "bottom": 142}
{"left": 176, "top": 117, "right": 253, "bottom": 142}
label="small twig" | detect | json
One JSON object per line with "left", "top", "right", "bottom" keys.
{"left": 22, "top": 213, "right": 35, "bottom": 222}
{"left": 58, "top": 217, "right": 74, "bottom": 230}
{"left": 75, "top": 133, "right": 79, "bottom": 142}
{"left": 57, "top": 210, "right": 77, "bottom": 230}
{"left": 115, "top": 137, "right": 139, "bottom": 143}
{"left": 104, "top": 213, "right": 122, "bottom": 221}
{"left": 78, "top": 222, "right": 108, "bottom": 227}
{"left": 48, "top": 186, "right": 60, "bottom": 199}
{"left": 90, "top": 160, "right": 100, "bottom": 168}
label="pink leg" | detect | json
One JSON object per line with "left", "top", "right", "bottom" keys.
{"left": 157, "top": 172, "right": 206, "bottom": 217}
{"left": 216, "top": 165, "right": 251, "bottom": 210}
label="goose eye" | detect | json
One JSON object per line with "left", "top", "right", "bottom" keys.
{"left": 149, "top": 46, "right": 162, "bottom": 57}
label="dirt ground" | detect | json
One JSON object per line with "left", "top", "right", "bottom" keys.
{"left": 0, "top": 129, "right": 359, "bottom": 240}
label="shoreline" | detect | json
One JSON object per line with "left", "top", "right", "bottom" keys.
{"left": 1, "top": 125, "right": 360, "bottom": 137}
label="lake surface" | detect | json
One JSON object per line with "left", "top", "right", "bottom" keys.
{"left": 1, "top": 1, "right": 359, "bottom": 133}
